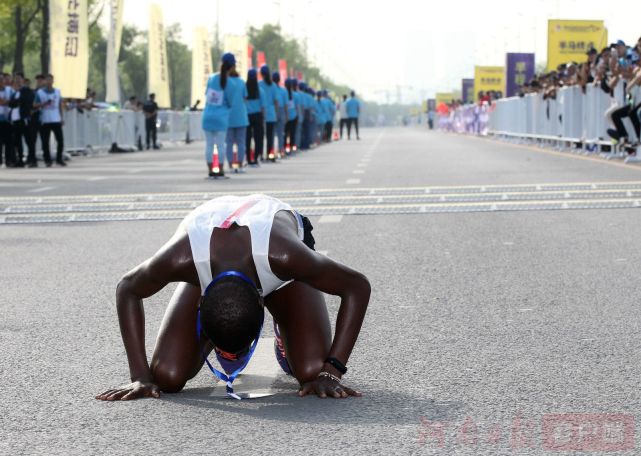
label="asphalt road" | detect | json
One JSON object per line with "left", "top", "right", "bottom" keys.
{"left": 2, "top": 128, "right": 641, "bottom": 455}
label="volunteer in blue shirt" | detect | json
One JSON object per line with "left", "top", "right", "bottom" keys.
{"left": 284, "top": 78, "right": 298, "bottom": 154}
{"left": 201, "top": 53, "right": 235, "bottom": 177}
{"left": 314, "top": 91, "right": 327, "bottom": 145}
{"left": 245, "top": 69, "right": 265, "bottom": 166}
{"left": 273, "top": 72, "right": 288, "bottom": 158}
{"left": 226, "top": 66, "right": 249, "bottom": 171}
{"left": 321, "top": 90, "right": 336, "bottom": 142}
{"left": 298, "top": 82, "right": 312, "bottom": 150}
{"left": 259, "top": 66, "right": 279, "bottom": 161}
{"left": 306, "top": 87, "right": 317, "bottom": 148}
{"left": 345, "top": 90, "right": 361, "bottom": 140}
{"left": 292, "top": 80, "right": 303, "bottom": 151}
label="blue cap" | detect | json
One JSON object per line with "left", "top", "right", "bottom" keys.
{"left": 299, "top": 82, "right": 307, "bottom": 90}
{"left": 321, "top": 89, "right": 328, "bottom": 96}
{"left": 617, "top": 40, "right": 626, "bottom": 47}
{"left": 272, "top": 72, "right": 280, "bottom": 83}
{"left": 247, "top": 68, "right": 257, "bottom": 80}
{"left": 260, "top": 65, "right": 270, "bottom": 76}
{"left": 316, "top": 90, "right": 322, "bottom": 97}
{"left": 221, "top": 52, "right": 236, "bottom": 66}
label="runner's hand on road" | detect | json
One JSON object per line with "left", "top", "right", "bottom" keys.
{"left": 95, "top": 381, "right": 160, "bottom": 401}
{"left": 298, "top": 376, "right": 362, "bottom": 399}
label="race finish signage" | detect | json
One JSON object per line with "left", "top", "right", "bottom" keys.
{"left": 547, "top": 20, "right": 607, "bottom": 71}
{"left": 50, "top": 0, "right": 89, "bottom": 98}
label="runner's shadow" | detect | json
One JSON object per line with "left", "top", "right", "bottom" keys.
{"left": 162, "top": 375, "right": 464, "bottom": 425}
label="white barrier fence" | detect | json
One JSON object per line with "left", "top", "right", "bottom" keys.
{"left": 40, "top": 110, "right": 203, "bottom": 156}
{"left": 487, "top": 85, "right": 639, "bottom": 161}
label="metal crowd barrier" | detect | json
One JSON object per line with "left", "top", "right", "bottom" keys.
{"left": 487, "top": 85, "right": 640, "bottom": 162}
{"left": 36, "top": 110, "right": 204, "bottom": 157}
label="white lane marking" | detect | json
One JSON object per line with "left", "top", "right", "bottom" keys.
{"left": 353, "top": 170, "right": 365, "bottom": 174}
{"left": 319, "top": 215, "right": 343, "bottom": 223}
{"left": 357, "top": 163, "right": 368, "bottom": 168}
{"left": 127, "top": 169, "right": 143, "bottom": 174}
{"left": 346, "top": 178, "right": 360, "bottom": 184}
{"left": 28, "top": 186, "right": 55, "bottom": 193}
{"left": 503, "top": 241, "right": 514, "bottom": 246}
{"left": 86, "top": 176, "right": 107, "bottom": 181}
{"left": 615, "top": 258, "right": 627, "bottom": 262}
{"left": 519, "top": 308, "right": 533, "bottom": 312}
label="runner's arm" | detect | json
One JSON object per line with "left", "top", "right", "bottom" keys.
{"left": 116, "top": 239, "right": 195, "bottom": 383}
{"left": 271, "top": 240, "right": 371, "bottom": 377}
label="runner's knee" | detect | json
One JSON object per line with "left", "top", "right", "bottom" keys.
{"left": 152, "top": 362, "right": 187, "bottom": 393}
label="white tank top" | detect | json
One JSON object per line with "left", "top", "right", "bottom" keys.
{"left": 184, "top": 194, "right": 304, "bottom": 296}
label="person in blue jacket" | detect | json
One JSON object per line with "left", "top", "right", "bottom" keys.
{"left": 345, "top": 90, "right": 361, "bottom": 140}
{"left": 284, "top": 78, "right": 298, "bottom": 154}
{"left": 201, "top": 53, "right": 235, "bottom": 177}
{"left": 298, "top": 82, "right": 313, "bottom": 150}
{"left": 226, "top": 65, "right": 249, "bottom": 171}
{"left": 321, "top": 90, "right": 336, "bottom": 142}
{"left": 259, "top": 66, "right": 279, "bottom": 161}
{"left": 245, "top": 69, "right": 265, "bottom": 166}
{"left": 306, "top": 86, "right": 317, "bottom": 148}
{"left": 273, "top": 72, "right": 288, "bottom": 158}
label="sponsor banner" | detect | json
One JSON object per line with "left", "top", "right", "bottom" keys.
{"left": 223, "top": 35, "right": 249, "bottom": 82}
{"left": 50, "top": 0, "right": 89, "bottom": 98}
{"left": 191, "top": 27, "right": 213, "bottom": 107}
{"left": 505, "top": 53, "right": 535, "bottom": 97}
{"left": 105, "top": 0, "right": 123, "bottom": 103}
{"left": 547, "top": 20, "right": 607, "bottom": 71}
{"left": 278, "top": 59, "right": 287, "bottom": 82}
{"left": 474, "top": 66, "right": 504, "bottom": 100}
{"left": 435, "top": 92, "right": 454, "bottom": 105}
{"left": 256, "top": 51, "right": 266, "bottom": 69}
{"left": 461, "top": 79, "right": 474, "bottom": 104}
{"left": 247, "top": 43, "right": 254, "bottom": 71}
{"left": 148, "top": 4, "right": 170, "bottom": 107}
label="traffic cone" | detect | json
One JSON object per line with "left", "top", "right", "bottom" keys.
{"left": 232, "top": 144, "right": 240, "bottom": 170}
{"left": 267, "top": 148, "right": 275, "bottom": 161}
{"left": 333, "top": 130, "right": 339, "bottom": 141}
{"left": 211, "top": 144, "right": 223, "bottom": 176}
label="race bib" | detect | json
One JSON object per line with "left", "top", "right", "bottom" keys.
{"left": 206, "top": 88, "right": 224, "bottom": 106}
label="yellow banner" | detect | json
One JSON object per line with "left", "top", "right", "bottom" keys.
{"left": 474, "top": 66, "right": 505, "bottom": 99}
{"left": 223, "top": 34, "right": 249, "bottom": 83}
{"left": 435, "top": 92, "right": 454, "bottom": 105}
{"left": 148, "top": 4, "right": 170, "bottom": 108}
{"left": 547, "top": 20, "right": 607, "bottom": 71}
{"left": 50, "top": 0, "right": 88, "bottom": 99}
{"left": 191, "top": 27, "right": 212, "bottom": 107}
{"left": 105, "top": 0, "right": 124, "bottom": 103}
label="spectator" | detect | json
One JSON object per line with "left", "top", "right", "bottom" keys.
{"left": 34, "top": 74, "right": 66, "bottom": 167}
{"left": 345, "top": 90, "right": 361, "bottom": 140}
{"left": 0, "top": 73, "right": 13, "bottom": 167}
{"left": 123, "top": 96, "right": 138, "bottom": 111}
{"left": 9, "top": 75, "right": 37, "bottom": 167}
{"left": 143, "top": 93, "right": 159, "bottom": 150}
